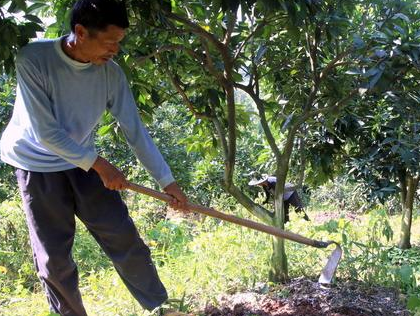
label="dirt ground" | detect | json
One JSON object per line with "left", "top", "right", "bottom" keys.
{"left": 312, "top": 210, "right": 360, "bottom": 224}
{"left": 201, "top": 278, "right": 410, "bottom": 316}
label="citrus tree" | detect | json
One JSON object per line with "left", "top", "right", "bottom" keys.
{"left": 115, "top": 0, "right": 386, "bottom": 282}
{"left": 346, "top": 0, "right": 420, "bottom": 249}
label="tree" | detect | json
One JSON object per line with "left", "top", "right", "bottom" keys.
{"left": 116, "top": 0, "right": 384, "bottom": 282}
{"left": 338, "top": 0, "right": 420, "bottom": 249}
{"left": 349, "top": 96, "right": 419, "bottom": 249}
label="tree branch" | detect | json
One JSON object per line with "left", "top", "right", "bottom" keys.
{"left": 226, "top": 185, "right": 275, "bottom": 224}
{"left": 304, "top": 46, "right": 354, "bottom": 112}
{"left": 209, "top": 111, "right": 229, "bottom": 159}
{"left": 233, "top": 22, "right": 265, "bottom": 61}
{"left": 305, "top": 29, "right": 318, "bottom": 85}
{"left": 234, "top": 83, "right": 281, "bottom": 159}
{"left": 165, "top": 11, "right": 224, "bottom": 52}
{"left": 233, "top": 14, "right": 287, "bottom": 61}
{"left": 165, "top": 67, "right": 209, "bottom": 120}
{"left": 223, "top": 11, "right": 237, "bottom": 45}
{"left": 224, "top": 83, "right": 237, "bottom": 188}
{"left": 293, "top": 87, "right": 359, "bottom": 133}
{"left": 319, "top": 47, "right": 354, "bottom": 80}
{"left": 164, "top": 11, "right": 235, "bottom": 81}
{"left": 201, "top": 40, "right": 226, "bottom": 85}
{"left": 136, "top": 44, "right": 203, "bottom": 65}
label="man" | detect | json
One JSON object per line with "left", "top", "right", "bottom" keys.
{"left": 0, "top": 0, "right": 188, "bottom": 314}
{"left": 249, "top": 175, "right": 310, "bottom": 222}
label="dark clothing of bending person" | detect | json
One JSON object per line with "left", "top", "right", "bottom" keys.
{"left": 249, "top": 176, "right": 310, "bottom": 223}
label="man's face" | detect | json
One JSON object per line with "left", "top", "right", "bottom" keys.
{"left": 76, "top": 24, "right": 125, "bottom": 65}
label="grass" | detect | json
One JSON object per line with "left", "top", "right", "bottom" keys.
{"left": 1, "top": 194, "right": 419, "bottom": 315}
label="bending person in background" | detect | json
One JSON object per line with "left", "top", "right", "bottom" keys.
{"left": 249, "top": 175, "right": 310, "bottom": 222}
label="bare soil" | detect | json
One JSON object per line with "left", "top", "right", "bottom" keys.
{"left": 312, "top": 210, "right": 360, "bottom": 224}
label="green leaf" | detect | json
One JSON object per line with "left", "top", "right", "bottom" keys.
{"left": 254, "top": 45, "right": 267, "bottom": 64}
{"left": 98, "top": 124, "right": 113, "bottom": 136}
{"left": 19, "top": 22, "right": 44, "bottom": 39}
{"left": 381, "top": 137, "right": 396, "bottom": 145}
{"left": 342, "top": 233, "right": 347, "bottom": 244}
{"left": 392, "top": 13, "right": 410, "bottom": 23}
{"left": 117, "top": 56, "right": 132, "bottom": 82}
{"left": 394, "top": 25, "right": 406, "bottom": 36}
{"left": 10, "top": 0, "right": 26, "bottom": 11}
{"left": 256, "top": 148, "right": 271, "bottom": 164}
{"left": 407, "top": 295, "right": 420, "bottom": 311}
{"left": 399, "top": 265, "right": 413, "bottom": 284}
{"left": 345, "top": 69, "right": 362, "bottom": 75}
{"left": 232, "top": 71, "right": 242, "bottom": 82}
{"left": 26, "top": 2, "right": 48, "bottom": 13}
{"left": 281, "top": 114, "right": 293, "bottom": 132}
{"left": 23, "top": 15, "right": 43, "bottom": 24}
{"left": 353, "top": 34, "right": 365, "bottom": 49}
{"left": 138, "top": 93, "right": 146, "bottom": 105}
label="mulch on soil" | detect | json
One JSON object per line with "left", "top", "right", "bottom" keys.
{"left": 202, "top": 278, "right": 410, "bottom": 316}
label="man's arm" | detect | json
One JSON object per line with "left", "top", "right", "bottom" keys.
{"left": 91, "top": 156, "right": 128, "bottom": 190}
{"left": 107, "top": 67, "right": 188, "bottom": 210}
{"left": 92, "top": 156, "right": 188, "bottom": 211}
{"left": 163, "top": 181, "right": 188, "bottom": 211}
{"left": 107, "top": 68, "right": 174, "bottom": 188}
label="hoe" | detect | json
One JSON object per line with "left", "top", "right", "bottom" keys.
{"left": 128, "top": 182, "right": 342, "bottom": 284}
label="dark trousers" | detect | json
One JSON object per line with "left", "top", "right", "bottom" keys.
{"left": 284, "top": 191, "right": 309, "bottom": 222}
{"left": 15, "top": 168, "right": 167, "bottom": 316}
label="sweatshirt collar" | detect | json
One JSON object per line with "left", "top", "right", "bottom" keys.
{"left": 54, "top": 36, "right": 92, "bottom": 70}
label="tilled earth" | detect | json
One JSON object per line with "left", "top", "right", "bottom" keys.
{"left": 202, "top": 278, "right": 410, "bottom": 316}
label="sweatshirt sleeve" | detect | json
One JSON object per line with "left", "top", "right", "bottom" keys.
{"left": 107, "top": 68, "right": 174, "bottom": 188}
{"left": 16, "top": 53, "right": 97, "bottom": 171}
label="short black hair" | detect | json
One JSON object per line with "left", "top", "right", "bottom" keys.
{"left": 70, "top": 0, "right": 129, "bottom": 32}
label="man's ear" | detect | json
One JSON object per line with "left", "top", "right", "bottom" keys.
{"left": 74, "top": 24, "right": 89, "bottom": 43}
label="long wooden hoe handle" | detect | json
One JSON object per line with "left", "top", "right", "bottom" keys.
{"left": 127, "top": 182, "right": 333, "bottom": 249}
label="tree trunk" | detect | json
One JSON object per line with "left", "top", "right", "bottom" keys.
{"left": 297, "top": 136, "right": 306, "bottom": 189}
{"left": 398, "top": 174, "right": 419, "bottom": 249}
{"left": 268, "top": 196, "right": 288, "bottom": 282}
{"left": 268, "top": 145, "right": 295, "bottom": 282}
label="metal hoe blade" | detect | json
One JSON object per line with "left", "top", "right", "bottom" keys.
{"left": 318, "top": 243, "right": 342, "bottom": 284}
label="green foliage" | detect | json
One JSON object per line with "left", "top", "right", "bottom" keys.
{"left": 0, "top": 0, "right": 47, "bottom": 74}
{"left": 0, "top": 75, "right": 17, "bottom": 201}
{"left": 313, "top": 211, "right": 388, "bottom": 283}
{"left": 1, "top": 193, "right": 419, "bottom": 314}
{"left": 146, "top": 220, "right": 193, "bottom": 263}
{"left": 387, "top": 246, "right": 420, "bottom": 312}
{"left": 0, "top": 200, "right": 36, "bottom": 296}
{"left": 347, "top": 92, "right": 420, "bottom": 203}
{"left": 0, "top": 75, "right": 14, "bottom": 131}
{"left": 309, "top": 177, "right": 367, "bottom": 212}
{"left": 340, "top": 0, "right": 420, "bottom": 204}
